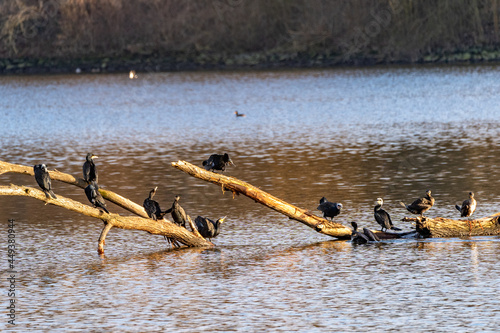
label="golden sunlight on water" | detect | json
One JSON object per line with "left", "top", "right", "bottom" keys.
{"left": 1, "top": 65, "right": 500, "bottom": 331}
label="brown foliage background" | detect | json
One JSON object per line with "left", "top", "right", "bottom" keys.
{"left": 1, "top": 0, "right": 499, "bottom": 61}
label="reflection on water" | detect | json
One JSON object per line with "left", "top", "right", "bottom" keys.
{"left": 1, "top": 65, "right": 500, "bottom": 331}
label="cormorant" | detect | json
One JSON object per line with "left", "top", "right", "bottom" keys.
{"left": 374, "top": 198, "right": 401, "bottom": 231}
{"left": 143, "top": 187, "right": 164, "bottom": 220}
{"left": 363, "top": 227, "right": 380, "bottom": 242}
{"left": 317, "top": 197, "right": 342, "bottom": 220}
{"left": 455, "top": 192, "right": 477, "bottom": 218}
{"left": 455, "top": 191, "right": 481, "bottom": 233}
{"left": 85, "top": 181, "right": 109, "bottom": 214}
{"left": 351, "top": 222, "right": 369, "bottom": 243}
{"left": 400, "top": 190, "right": 435, "bottom": 217}
{"left": 34, "top": 164, "right": 57, "bottom": 199}
{"left": 234, "top": 111, "right": 245, "bottom": 117}
{"left": 83, "top": 153, "right": 98, "bottom": 184}
{"left": 165, "top": 195, "right": 187, "bottom": 228}
{"left": 351, "top": 222, "right": 379, "bottom": 243}
{"left": 194, "top": 216, "right": 226, "bottom": 241}
{"left": 202, "top": 153, "right": 234, "bottom": 172}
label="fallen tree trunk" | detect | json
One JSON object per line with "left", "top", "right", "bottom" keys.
{"left": 404, "top": 214, "right": 500, "bottom": 237}
{"left": 0, "top": 160, "right": 148, "bottom": 217}
{"left": 0, "top": 185, "right": 212, "bottom": 253}
{"left": 172, "top": 160, "right": 353, "bottom": 239}
{"left": 0, "top": 160, "right": 213, "bottom": 253}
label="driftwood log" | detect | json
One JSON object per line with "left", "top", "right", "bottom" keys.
{"left": 172, "top": 160, "right": 355, "bottom": 240}
{"left": 404, "top": 214, "right": 500, "bottom": 237}
{"left": 173, "top": 160, "right": 500, "bottom": 239}
{"left": 0, "top": 160, "right": 212, "bottom": 253}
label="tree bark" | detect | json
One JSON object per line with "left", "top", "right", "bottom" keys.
{"left": 0, "top": 160, "right": 148, "bottom": 217}
{"left": 0, "top": 159, "right": 213, "bottom": 253}
{"left": 405, "top": 214, "right": 500, "bottom": 238}
{"left": 171, "top": 160, "right": 353, "bottom": 239}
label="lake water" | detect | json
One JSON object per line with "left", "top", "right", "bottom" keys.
{"left": 1, "top": 65, "right": 500, "bottom": 331}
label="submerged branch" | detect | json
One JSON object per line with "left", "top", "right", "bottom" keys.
{"left": 171, "top": 160, "right": 352, "bottom": 239}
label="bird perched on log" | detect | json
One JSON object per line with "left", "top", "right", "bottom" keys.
{"left": 234, "top": 111, "right": 245, "bottom": 117}
{"left": 195, "top": 216, "right": 226, "bottom": 241}
{"left": 202, "top": 153, "right": 234, "bottom": 172}
{"left": 164, "top": 195, "right": 187, "bottom": 228}
{"left": 400, "top": 190, "right": 435, "bottom": 217}
{"left": 455, "top": 191, "right": 481, "bottom": 233}
{"left": 83, "top": 153, "right": 98, "bottom": 184}
{"left": 34, "top": 164, "right": 57, "bottom": 199}
{"left": 143, "top": 187, "right": 165, "bottom": 220}
{"left": 317, "top": 197, "right": 342, "bottom": 220}
{"left": 374, "top": 198, "right": 401, "bottom": 232}
{"left": 85, "top": 181, "right": 109, "bottom": 214}
{"left": 351, "top": 222, "right": 379, "bottom": 243}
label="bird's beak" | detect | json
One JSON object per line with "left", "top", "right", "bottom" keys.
{"left": 229, "top": 160, "right": 235, "bottom": 166}
{"left": 93, "top": 155, "right": 99, "bottom": 159}
{"left": 154, "top": 186, "right": 158, "bottom": 191}
{"left": 220, "top": 216, "right": 227, "bottom": 223}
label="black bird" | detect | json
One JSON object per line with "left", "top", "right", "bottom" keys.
{"left": 317, "top": 197, "right": 342, "bottom": 220}
{"left": 351, "top": 222, "right": 379, "bottom": 243}
{"left": 400, "top": 190, "right": 435, "bottom": 217}
{"left": 363, "top": 227, "right": 380, "bottom": 242}
{"left": 374, "top": 198, "right": 401, "bottom": 232}
{"left": 234, "top": 111, "right": 245, "bottom": 117}
{"left": 143, "top": 187, "right": 164, "bottom": 220}
{"left": 34, "top": 164, "right": 57, "bottom": 199}
{"left": 165, "top": 195, "right": 187, "bottom": 228}
{"left": 455, "top": 191, "right": 481, "bottom": 233}
{"left": 85, "top": 181, "right": 109, "bottom": 214}
{"left": 195, "top": 216, "right": 226, "bottom": 241}
{"left": 351, "top": 222, "right": 369, "bottom": 243}
{"left": 202, "top": 153, "right": 234, "bottom": 172}
{"left": 83, "top": 153, "right": 98, "bottom": 184}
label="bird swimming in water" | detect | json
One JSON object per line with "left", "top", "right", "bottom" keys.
{"left": 202, "top": 153, "right": 234, "bottom": 172}
{"left": 234, "top": 111, "right": 245, "bottom": 117}
{"left": 83, "top": 153, "right": 98, "bottom": 184}
{"left": 143, "top": 187, "right": 165, "bottom": 220}
{"left": 85, "top": 181, "right": 109, "bottom": 214}
{"left": 34, "top": 164, "right": 57, "bottom": 199}
{"left": 374, "top": 198, "right": 401, "bottom": 232}
{"left": 317, "top": 197, "right": 342, "bottom": 220}
{"left": 400, "top": 190, "right": 435, "bottom": 217}
{"left": 351, "top": 222, "right": 379, "bottom": 243}
{"left": 195, "top": 216, "right": 226, "bottom": 241}
{"left": 455, "top": 191, "right": 481, "bottom": 233}
{"left": 164, "top": 195, "right": 187, "bottom": 228}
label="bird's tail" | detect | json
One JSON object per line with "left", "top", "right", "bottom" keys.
{"left": 399, "top": 201, "right": 407, "bottom": 209}
{"left": 455, "top": 205, "right": 461, "bottom": 212}
{"left": 102, "top": 206, "right": 110, "bottom": 214}
{"left": 49, "top": 190, "right": 57, "bottom": 199}
{"left": 391, "top": 226, "right": 402, "bottom": 231}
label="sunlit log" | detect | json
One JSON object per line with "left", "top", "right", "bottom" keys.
{"left": 0, "top": 160, "right": 148, "bottom": 217}
{"left": 0, "top": 184, "right": 212, "bottom": 253}
{"left": 172, "top": 160, "right": 353, "bottom": 239}
{"left": 403, "top": 215, "right": 500, "bottom": 237}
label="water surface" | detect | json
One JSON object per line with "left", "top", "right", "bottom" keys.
{"left": 1, "top": 65, "right": 500, "bottom": 332}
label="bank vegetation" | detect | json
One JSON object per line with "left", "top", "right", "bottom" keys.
{"left": 1, "top": 0, "right": 500, "bottom": 73}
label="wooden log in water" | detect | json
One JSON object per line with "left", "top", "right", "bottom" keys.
{"left": 0, "top": 160, "right": 213, "bottom": 253}
{"left": 0, "top": 160, "right": 148, "bottom": 218}
{"left": 403, "top": 214, "right": 500, "bottom": 237}
{"left": 0, "top": 184, "right": 212, "bottom": 253}
{"left": 172, "top": 160, "right": 355, "bottom": 239}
